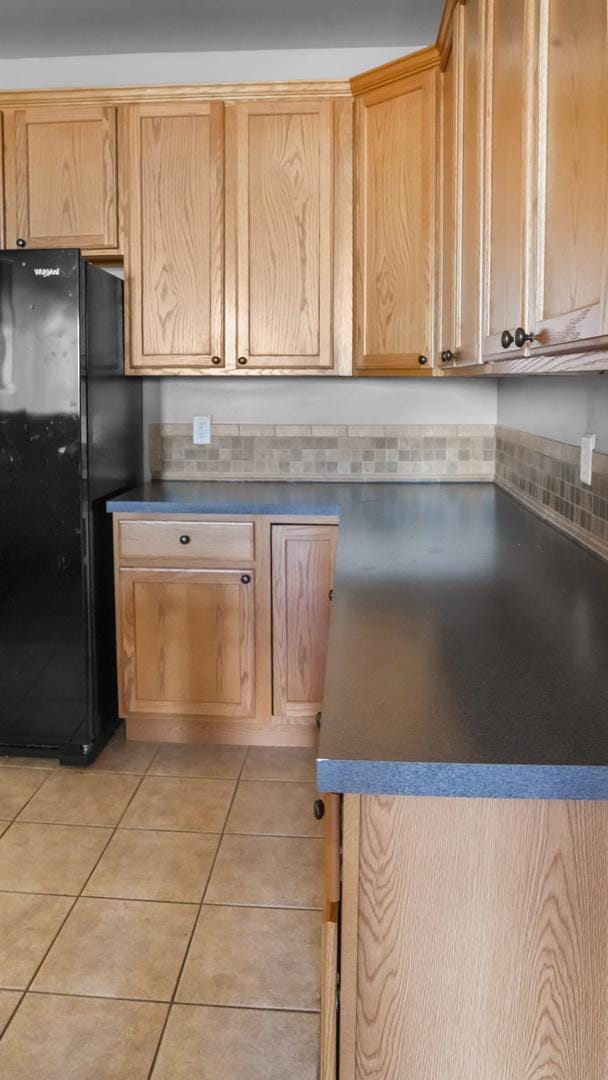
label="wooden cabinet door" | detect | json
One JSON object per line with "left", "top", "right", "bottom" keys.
{"left": 272, "top": 524, "right": 337, "bottom": 722}
{"left": 229, "top": 99, "right": 351, "bottom": 372}
{"left": 438, "top": 38, "right": 458, "bottom": 368}
{"left": 3, "top": 105, "right": 118, "bottom": 255}
{"left": 118, "top": 567, "right": 255, "bottom": 718}
{"left": 124, "top": 102, "right": 224, "bottom": 373}
{"left": 529, "top": 0, "right": 608, "bottom": 355}
{"left": 482, "top": 0, "right": 536, "bottom": 361}
{"left": 355, "top": 68, "right": 437, "bottom": 373}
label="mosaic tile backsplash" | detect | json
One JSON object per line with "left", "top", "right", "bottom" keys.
{"left": 150, "top": 423, "right": 496, "bottom": 483}
{"left": 496, "top": 426, "right": 608, "bottom": 562}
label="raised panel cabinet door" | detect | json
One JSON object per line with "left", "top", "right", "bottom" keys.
{"left": 482, "top": 0, "right": 536, "bottom": 361}
{"left": 438, "top": 39, "right": 458, "bottom": 368}
{"left": 272, "top": 524, "right": 337, "bottom": 721}
{"left": 529, "top": 0, "right": 608, "bottom": 354}
{"left": 455, "top": 0, "right": 486, "bottom": 365}
{"left": 355, "top": 68, "right": 437, "bottom": 373}
{"left": 118, "top": 567, "right": 255, "bottom": 718}
{"left": 124, "top": 101, "right": 224, "bottom": 373}
{"left": 3, "top": 105, "right": 118, "bottom": 254}
{"left": 229, "top": 98, "right": 352, "bottom": 372}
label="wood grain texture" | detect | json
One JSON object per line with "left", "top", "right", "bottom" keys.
{"left": 271, "top": 524, "right": 337, "bottom": 721}
{"left": 350, "top": 46, "right": 441, "bottom": 96}
{"left": 124, "top": 101, "right": 224, "bottom": 372}
{"left": 339, "top": 795, "right": 361, "bottom": 1080}
{"left": 126, "top": 714, "right": 317, "bottom": 747}
{"left": 530, "top": 0, "right": 608, "bottom": 352}
{"left": 351, "top": 795, "right": 608, "bottom": 1079}
{"left": 438, "top": 39, "right": 458, "bottom": 363}
{"left": 320, "top": 902, "right": 340, "bottom": 1080}
{"left": 0, "top": 81, "right": 351, "bottom": 108}
{"left": 323, "top": 793, "right": 341, "bottom": 905}
{"left": 456, "top": 0, "right": 486, "bottom": 365}
{"left": 355, "top": 69, "right": 438, "bottom": 372}
{"left": 482, "top": 0, "right": 535, "bottom": 361}
{"left": 232, "top": 99, "right": 336, "bottom": 369}
{"left": 3, "top": 104, "right": 118, "bottom": 252}
{"left": 119, "top": 567, "right": 255, "bottom": 718}
{"left": 118, "top": 520, "right": 254, "bottom": 564}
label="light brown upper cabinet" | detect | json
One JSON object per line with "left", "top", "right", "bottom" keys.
{"left": 228, "top": 98, "right": 352, "bottom": 373}
{"left": 124, "top": 101, "right": 225, "bottom": 373}
{"left": 272, "top": 523, "right": 337, "bottom": 723}
{"left": 2, "top": 105, "right": 119, "bottom": 257}
{"left": 354, "top": 68, "right": 438, "bottom": 374}
{"left": 439, "top": 0, "right": 486, "bottom": 368}
{"left": 482, "top": 0, "right": 534, "bottom": 362}
{"left": 527, "top": 0, "right": 608, "bottom": 356}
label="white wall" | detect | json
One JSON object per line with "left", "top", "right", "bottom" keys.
{"left": 143, "top": 377, "right": 498, "bottom": 426}
{"left": 497, "top": 377, "right": 608, "bottom": 454}
{"left": 0, "top": 46, "right": 414, "bottom": 89}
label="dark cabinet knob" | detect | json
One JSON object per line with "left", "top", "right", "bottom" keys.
{"left": 240, "top": 574, "right": 251, "bottom": 584}
{"left": 418, "top": 355, "right": 428, "bottom": 366}
{"left": 441, "top": 350, "right": 453, "bottom": 364}
{"left": 313, "top": 799, "right": 325, "bottom": 820}
{"left": 514, "top": 327, "right": 534, "bottom": 349}
{"left": 315, "top": 712, "right": 322, "bottom": 730}
{"left": 328, "top": 588, "right": 333, "bottom": 601}
{"left": 237, "top": 356, "right": 248, "bottom": 366}
{"left": 211, "top": 356, "right": 222, "bottom": 366}
{"left": 179, "top": 534, "right": 191, "bottom": 545}
{"left": 16, "top": 238, "right": 26, "bottom": 248}
{"left": 501, "top": 330, "right": 514, "bottom": 349}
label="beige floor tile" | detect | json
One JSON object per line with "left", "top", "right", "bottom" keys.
{"left": 150, "top": 743, "right": 246, "bottom": 779}
{"left": 0, "top": 822, "right": 112, "bottom": 895}
{"left": 0, "top": 756, "right": 58, "bottom": 770}
{"left": 0, "top": 893, "right": 74, "bottom": 989}
{"left": 226, "top": 780, "right": 323, "bottom": 838}
{"left": 0, "top": 993, "right": 167, "bottom": 1080}
{"left": 176, "top": 905, "right": 321, "bottom": 1010}
{"left": 242, "top": 746, "right": 317, "bottom": 783}
{"left": 84, "top": 829, "right": 219, "bottom": 903}
{"left": 17, "top": 770, "right": 140, "bottom": 827}
{"left": 91, "top": 730, "right": 159, "bottom": 774}
{"left": 121, "top": 776, "right": 236, "bottom": 833}
{"left": 206, "top": 834, "right": 323, "bottom": 909}
{"left": 151, "top": 1004, "right": 320, "bottom": 1080}
{"left": 0, "top": 769, "right": 50, "bottom": 819}
{"left": 0, "top": 821, "right": 9, "bottom": 838}
{"left": 33, "top": 897, "right": 197, "bottom": 1001}
{"left": 0, "top": 990, "right": 22, "bottom": 1037}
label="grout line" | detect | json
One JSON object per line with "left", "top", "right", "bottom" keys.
{"left": 22, "top": 987, "right": 321, "bottom": 1015}
{"left": 145, "top": 747, "right": 249, "bottom": 1079}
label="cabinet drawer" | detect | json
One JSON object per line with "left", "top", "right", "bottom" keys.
{"left": 118, "top": 520, "right": 254, "bottom": 563}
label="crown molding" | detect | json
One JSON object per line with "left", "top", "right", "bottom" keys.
{"left": 436, "top": 0, "right": 459, "bottom": 62}
{"left": 350, "top": 45, "right": 441, "bottom": 96}
{"left": 0, "top": 79, "right": 352, "bottom": 107}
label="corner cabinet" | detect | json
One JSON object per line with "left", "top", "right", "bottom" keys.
{"left": 112, "top": 513, "right": 338, "bottom": 746}
{"left": 2, "top": 105, "right": 120, "bottom": 257}
{"left": 353, "top": 65, "right": 438, "bottom": 374}
{"left": 124, "top": 95, "right": 352, "bottom": 376}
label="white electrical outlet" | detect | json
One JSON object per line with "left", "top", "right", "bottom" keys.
{"left": 580, "top": 433, "right": 596, "bottom": 486}
{"left": 193, "top": 415, "right": 211, "bottom": 445}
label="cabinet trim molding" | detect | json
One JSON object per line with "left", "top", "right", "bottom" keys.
{"left": 350, "top": 45, "right": 441, "bottom": 96}
{"left": 0, "top": 80, "right": 352, "bottom": 109}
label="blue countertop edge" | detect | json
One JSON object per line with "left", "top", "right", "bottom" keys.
{"left": 316, "top": 759, "right": 608, "bottom": 800}
{"left": 106, "top": 497, "right": 341, "bottom": 517}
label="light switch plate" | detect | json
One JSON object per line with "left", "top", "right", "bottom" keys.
{"left": 193, "top": 415, "right": 211, "bottom": 445}
{"left": 580, "top": 433, "right": 596, "bottom": 486}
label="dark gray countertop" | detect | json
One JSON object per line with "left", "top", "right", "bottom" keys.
{"left": 107, "top": 481, "right": 608, "bottom": 800}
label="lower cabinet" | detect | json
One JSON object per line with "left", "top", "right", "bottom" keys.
{"left": 118, "top": 567, "right": 255, "bottom": 718}
{"left": 272, "top": 524, "right": 337, "bottom": 724}
{"left": 112, "top": 513, "right": 338, "bottom": 744}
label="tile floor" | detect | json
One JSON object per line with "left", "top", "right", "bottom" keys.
{"left": 0, "top": 729, "right": 323, "bottom": 1079}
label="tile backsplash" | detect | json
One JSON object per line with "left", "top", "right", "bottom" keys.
{"left": 150, "top": 423, "right": 496, "bottom": 483}
{"left": 496, "top": 426, "right": 608, "bottom": 561}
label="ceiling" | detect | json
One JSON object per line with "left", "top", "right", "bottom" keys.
{"left": 0, "top": 0, "right": 443, "bottom": 59}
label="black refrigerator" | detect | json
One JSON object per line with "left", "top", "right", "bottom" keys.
{"left": 0, "top": 249, "right": 142, "bottom": 765}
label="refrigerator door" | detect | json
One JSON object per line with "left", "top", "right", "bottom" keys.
{"left": 0, "top": 249, "right": 88, "bottom": 755}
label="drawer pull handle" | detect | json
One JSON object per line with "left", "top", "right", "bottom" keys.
{"left": 514, "top": 327, "right": 535, "bottom": 348}
{"left": 313, "top": 799, "right": 325, "bottom": 821}
{"left": 179, "top": 535, "right": 191, "bottom": 545}
{"left": 241, "top": 574, "right": 251, "bottom": 584}
{"left": 501, "top": 329, "right": 514, "bottom": 349}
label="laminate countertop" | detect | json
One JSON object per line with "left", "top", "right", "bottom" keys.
{"left": 108, "top": 481, "right": 608, "bottom": 800}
